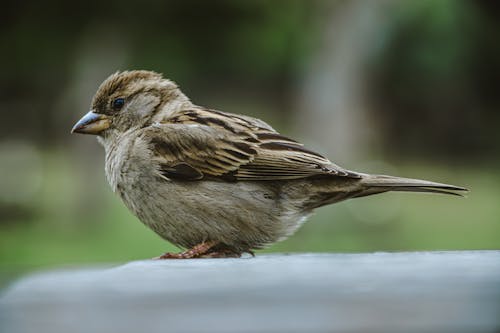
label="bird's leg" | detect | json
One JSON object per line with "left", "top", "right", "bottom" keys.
{"left": 155, "top": 241, "right": 217, "bottom": 259}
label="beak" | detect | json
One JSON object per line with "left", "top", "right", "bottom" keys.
{"left": 71, "top": 111, "right": 111, "bottom": 135}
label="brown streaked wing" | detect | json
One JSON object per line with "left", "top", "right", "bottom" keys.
{"left": 148, "top": 108, "right": 360, "bottom": 181}
{"left": 146, "top": 123, "right": 256, "bottom": 181}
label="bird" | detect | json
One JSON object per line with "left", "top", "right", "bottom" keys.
{"left": 71, "top": 70, "right": 467, "bottom": 259}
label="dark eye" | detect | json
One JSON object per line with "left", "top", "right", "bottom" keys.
{"left": 112, "top": 98, "right": 125, "bottom": 110}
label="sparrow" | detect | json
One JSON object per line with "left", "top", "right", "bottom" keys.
{"left": 71, "top": 70, "right": 467, "bottom": 259}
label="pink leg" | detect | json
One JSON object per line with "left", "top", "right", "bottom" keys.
{"left": 155, "top": 241, "right": 217, "bottom": 259}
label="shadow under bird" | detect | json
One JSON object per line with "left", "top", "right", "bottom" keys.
{"left": 71, "top": 70, "right": 468, "bottom": 258}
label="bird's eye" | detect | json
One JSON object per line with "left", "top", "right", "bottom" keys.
{"left": 112, "top": 98, "right": 125, "bottom": 110}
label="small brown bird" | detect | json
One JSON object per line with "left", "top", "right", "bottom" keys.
{"left": 72, "top": 70, "right": 467, "bottom": 259}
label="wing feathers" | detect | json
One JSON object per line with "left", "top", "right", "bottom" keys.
{"left": 147, "top": 107, "right": 358, "bottom": 181}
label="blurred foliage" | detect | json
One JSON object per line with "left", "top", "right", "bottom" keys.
{"left": 0, "top": 0, "right": 499, "bottom": 281}
{"left": 371, "top": 0, "right": 500, "bottom": 159}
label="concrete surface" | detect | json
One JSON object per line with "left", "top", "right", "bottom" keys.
{"left": 1, "top": 251, "right": 499, "bottom": 333}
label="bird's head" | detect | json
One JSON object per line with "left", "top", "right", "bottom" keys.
{"left": 71, "top": 70, "right": 186, "bottom": 138}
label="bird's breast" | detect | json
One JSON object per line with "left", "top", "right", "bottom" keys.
{"left": 103, "top": 135, "right": 154, "bottom": 194}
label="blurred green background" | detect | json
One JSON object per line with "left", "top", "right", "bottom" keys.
{"left": 1, "top": 0, "right": 499, "bottom": 282}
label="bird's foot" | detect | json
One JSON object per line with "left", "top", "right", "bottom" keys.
{"left": 155, "top": 241, "right": 217, "bottom": 259}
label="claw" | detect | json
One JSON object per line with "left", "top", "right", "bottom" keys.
{"left": 153, "top": 241, "right": 251, "bottom": 259}
{"left": 155, "top": 241, "right": 217, "bottom": 259}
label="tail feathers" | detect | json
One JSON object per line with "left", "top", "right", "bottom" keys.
{"left": 358, "top": 174, "right": 468, "bottom": 197}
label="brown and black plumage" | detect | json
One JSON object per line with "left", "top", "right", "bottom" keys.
{"left": 72, "top": 70, "right": 468, "bottom": 259}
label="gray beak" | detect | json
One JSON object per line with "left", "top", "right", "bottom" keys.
{"left": 71, "top": 111, "right": 111, "bottom": 135}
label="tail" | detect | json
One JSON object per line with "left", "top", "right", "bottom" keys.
{"left": 356, "top": 174, "right": 468, "bottom": 198}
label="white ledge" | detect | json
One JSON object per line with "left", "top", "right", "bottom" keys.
{"left": 1, "top": 251, "right": 500, "bottom": 333}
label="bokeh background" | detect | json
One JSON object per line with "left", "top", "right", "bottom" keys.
{"left": 1, "top": 0, "right": 499, "bottom": 282}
